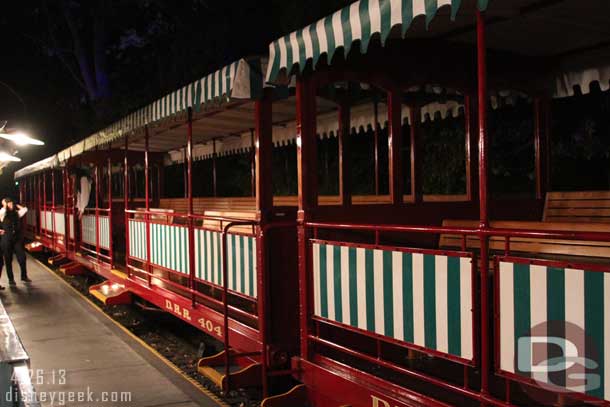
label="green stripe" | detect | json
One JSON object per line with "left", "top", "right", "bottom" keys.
{"left": 248, "top": 237, "right": 254, "bottom": 296}
{"left": 402, "top": 252, "right": 414, "bottom": 343}
{"left": 296, "top": 29, "right": 307, "bottom": 72}
{"left": 447, "top": 256, "right": 461, "bottom": 356}
{"left": 425, "top": 0, "right": 438, "bottom": 27}
{"left": 513, "top": 263, "right": 531, "bottom": 379}
{"left": 380, "top": 0, "right": 392, "bottom": 44}
{"left": 546, "top": 267, "right": 566, "bottom": 386}
{"left": 383, "top": 251, "right": 394, "bottom": 337}
{"left": 340, "top": 6, "right": 352, "bottom": 57}
{"left": 268, "top": 42, "right": 281, "bottom": 83}
{"left": 401, "top": 0, "right": 414, "bottom": 36}
{"left": 319, "top": 244, "right": 328, "bottom": 318}
{"left": 584, "top": 270, "right": 604, "bottom": 399}
{"left": 309, "top": 24, "right": 320, "bottom": 69}
{"left": 423, "top": 254, "right": 437, "bottom": 349}
{"left": 240, "top": 236, "right": 245, "bottom": 293}
{"left": 324, "top": 16, "right": 336, "bottom": 62}
{"left": 348, "top": 247, "right": 358, "bottom": 327}
{"left": 333, "top": 245, "right": 343, "bottom": 323}
{"left": 359, "top": 0, "right": 372, "bottom": 53}
{"left": 365, "top": 249, "right": 375, "bottom": 331}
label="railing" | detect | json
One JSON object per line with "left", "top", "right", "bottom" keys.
{"left": 125, "top": 210, "right": 259, "bottom": 322}
{"left": 0, "top": 300, "right": 40, "bottom": 407}
{"left": 38, "top": 206, "right": 70, "bottom": 252}
{"left": 79, "top": 208, "right": 112, "bottom": 265}
{"left": 305, "top": 221, "right": 610, "bottom": 407}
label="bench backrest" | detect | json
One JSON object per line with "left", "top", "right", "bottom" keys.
{"left": 544, "top": 191, "right": 610, "bottom": 223}
{"left": 440, "top": 219, "right": 610, "bottom": 259}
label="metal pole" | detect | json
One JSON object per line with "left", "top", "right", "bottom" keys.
{"left": 373, "top": 97, "right": 380, "bottom": 195}
{"left": 534, "top": 97, "right": 545, "bottom": 200}
{"left": 95, "top": 165, "right": 100, "bottom": 259}
{"left": 212, "top": 139, "right": 218, "bottom": 197}
{"left": 187, "top": 108, "right": 196, "bottom": 307}
{"left": 51, "top": 171, "right": 56, "bottom": 252}
{"left": 388, "top": 89, "right": 403, "bottom": 205}
{"left": 62, "top": 169, "right": 68, "bottom": 253}
{"left": 409, "top": 106, "right": 422, "bottom": 202}
{"left": 108, "top": 145, "right": 114, "bottom": 268}
{"left": 124, "top": 134, "right": 130, "bottom": 277}
{"left": 250, "top": 129, "right": 256, "bottom": 198}
{"left": 339, "top": 99, "right": 351, "bottom": 206}
{"left": 43, "top": 172, "right": 47, "bottom": 238}
{"left": 476, "top": 8, "right": 490, "bottom": 397}
{"left": 145, "top": 127, "right": 151, "bottom": 286}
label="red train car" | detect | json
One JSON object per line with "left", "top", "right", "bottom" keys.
{"left": 15, "top": 0, "right": 610, "bottom": 406}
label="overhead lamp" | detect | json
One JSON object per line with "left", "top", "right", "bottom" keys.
{"left": 0, "top": 131, "right": 44, "bottom": 146}
{"left": 0, "top": 152, "right": 21, "bottom": 162}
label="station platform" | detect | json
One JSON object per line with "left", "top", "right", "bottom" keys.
{"left": 0, "top": 255, "right": 225, "bottom": 407}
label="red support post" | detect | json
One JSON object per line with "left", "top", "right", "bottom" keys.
{"left": 476, "top": 8, "right": 491, "bottom": 397}
{"left": 409, "top": 105, "right": 422, "bottom": 203}
{"left": 338, "top": 99, "right": 351, "bottom": 207}
{"left": 144, "top": 126, "right": 152, "bottom": 286}
{"left": 250, "top": 129, "right": 256, "bottom": 198}
{"left": 373, "top": 97, "right": 380, "bottom": 195}
{"left": 388, "top": 89, "right": 403, "bottom": 205}
{"left": 124, "top": 133, "right": 130, "bottom": 277}
{"left": 52, "top": 170, "right": 56, "bottom": 251}
{"left": 212, "top": 139, "right": 218, "bottom": 197}
{"left": 62, "top": 168, "right": 68, "bottom": 253}
{"left": 43, "top": 172, "right": 47, "bottom": 237}
{"left": 186, "top": 108, "right": 196, "bottom": 307}
{"left": 465, "top": 95, "right": 479, "bottom": 202}
{"left": 95, "top": 165, "right": 101, "bottom": 260}
{"left": 296, "top": 78, "right": 317, "bottom": 362}
{"left": 108, "top": 145, "right": 114, "bottom": 268}
{"left": 255, "top": 89, "right": 273, "bottom": 397}
{"left": 534, "top": 97, "right": 547, "bottom": 200}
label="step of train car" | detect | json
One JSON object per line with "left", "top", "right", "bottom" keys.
{"left": 47, "top": 253, "right": 69, "bottom": 265}
{"left": 25, "top": 241, "right": 43, "bottom": 253}
{"left": 89, "top": 281, "right": 133, "bottom": 305}
{"left": 58, "top": 261, "right": 86, "bottom": 276}
{"left": 261, "top": 384, "right": 309, "bottom": 407}
{"left": 197, "top": 349, "right": 262, "bottom": 393}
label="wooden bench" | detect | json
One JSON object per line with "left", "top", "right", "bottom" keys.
{"left": 544, "top": 191, "right": 610, "bottom": 223}
{"left": 440, "top": 219, "right": 610, "bottom": 260}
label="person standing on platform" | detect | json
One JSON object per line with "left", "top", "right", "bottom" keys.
{"left": 0, "top": 198, "right": 31, "bottom": 285}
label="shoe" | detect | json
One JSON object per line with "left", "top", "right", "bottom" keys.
{"left": 21, "top": 278, "right": 32, "bottom": 283}
{"left": 8, "top": 280, "right": 16, "bottom": 286}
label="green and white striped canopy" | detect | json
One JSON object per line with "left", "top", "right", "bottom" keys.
{"left": 266, "top": 0, "right": 490, "bottom": 82}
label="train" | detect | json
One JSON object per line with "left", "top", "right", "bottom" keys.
{"left": 14, "top": 1, "right": 610, "bottom": 406}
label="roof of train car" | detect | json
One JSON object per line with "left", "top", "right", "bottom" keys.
{"left": 266, "top": 0, "right": 610, "bottom": 97}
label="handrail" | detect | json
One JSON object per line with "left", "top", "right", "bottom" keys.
{"left": 221, "top": 220, "right": 258, "bottom": 395}
{"left": 305, "top": 221, "right": 610, "bottom": 242}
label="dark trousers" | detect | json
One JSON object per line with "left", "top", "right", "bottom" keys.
{"left": 2, "top": 239, "right": 27, "bottom": 281}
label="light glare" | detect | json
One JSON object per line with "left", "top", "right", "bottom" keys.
{"left": 0, "top": 152, "right": 21, "bottom": 162}
{"left": 0, "top": 131, "right": 44, "bottom": 146}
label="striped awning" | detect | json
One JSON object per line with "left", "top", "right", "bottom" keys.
{"left": 266, "top": 0, "right": 490, "bottom": 82}
{"left": 14, "top": 155, "right": 60, "bottom": 179}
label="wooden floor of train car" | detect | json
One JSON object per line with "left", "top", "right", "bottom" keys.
{"left": 1, "top": 255, "right": 224, "bottom": 407}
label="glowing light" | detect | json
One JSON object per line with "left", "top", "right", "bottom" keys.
{"left": 0, "top": 131, "right": 44, "bottom": 146}
{"left": 0, "top": 152, "right": 21, "bottom": 162}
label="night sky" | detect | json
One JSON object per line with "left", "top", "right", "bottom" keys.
{"left": 0, "top": 0, "right": 352, "bottom": 199}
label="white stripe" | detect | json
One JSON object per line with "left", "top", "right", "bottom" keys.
{"left": 413, "top": 0, "right": 426, "bottom": 17}
{"left": 460, "top": 257, "right": 473, "bottom": 360}
{"left": 605, "top": 273, "right": 610, "bottom": 399}
{"left": 349, "top": 2, "right": 362, "bottom": 42}
{"left": 252, "top": 238, "right": 257, "bottom": 297}
{"left": 356, "top": 248, "right": 367, "bottom": 330}
{"left": 369, "top": 0, "right": 382, "bottom": 36}
{"left": 207, "top": 231, "right": 213, "bottom": 283}
{"left": 565, "top": 268, "right": 585, "bottom": 330}
{"left": 530, "top": 265, "right": 548, "bottom": 384}
{"left": 170, "top": 226, "right": 175, "bottom": 270}
{"left": 227, "top": 234, "right": 234, "bottom": 288}
{"left": 279, "top": 37, "right": 288, "bottom": 69}
{"left": 236, "top": 236, "right": 242, "bottom": 293}
{"left": 332, "top": 10, "right": 344, "bottom": 48}
{"left": 439, "top": 0, "right": 452, "bottom": 9}
{"left": 373, "top": 250, "right": 384, "bottom": 335}
{"left": 290, "top": 32, "right": 299, "bottom": 68}
{"left": 313, "top": 244, "right": 321, "bottom": 316}
{"left": 303, "top": 25, "right": 313, "bottom": 60}
{"left": 412, "top": 253, "right": 425, "bottom": 347}
{"left": 340, "top": 246, "right": 350, "bottom": 325}
{"left": 435, "top": 256, "right": 449, "bottom": 354}
{"left": 326, "top": 245, "right": 335, "bottom": 320}
{"left": 220, "top": 66, "right": 227, "bottom": 96}
{"left": 392, "top": 252, "right": 404, "bottom": 341}
{"left": 499, "top": 262, "right": 515, "bottom": 373}
{"left": 244, "top": 237, "right": 251, "bottom": 296}
{"left": 315, "top": 19, "right": 328, "bottom": 55}
{"left": 215, "top": 70, "right": 221, "bottom": 99}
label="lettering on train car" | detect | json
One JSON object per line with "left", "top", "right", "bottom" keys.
{"left": 197, "top": 317, "right": 222, "bottom": 337}
{"left": 164, "top": 300, "right": 192, "bottom": 321}
{"left": 370, "top": 395, "right": 404, "bottom": 407}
